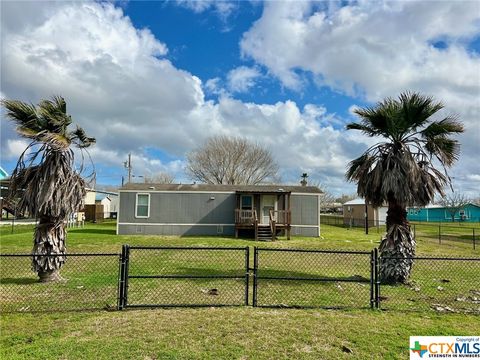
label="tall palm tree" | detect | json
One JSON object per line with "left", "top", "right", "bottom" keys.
{"left": 346, "top": 92, "right": 463, "bottom": 283}
{"left": 2, "top": 96, "right": 95, "bottom": 282}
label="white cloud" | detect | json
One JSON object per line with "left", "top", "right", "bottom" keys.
{"left": 175, "top": 0, "right": 236, "bottom": 24}
{"left": 2, "top": 139, "right": 30, "bottom": 161}
{"left": 1, "top": 1, "right": 478, "bottom": 196}
{"left": 227, "top": 66, "right": 261, "bottom": 93}
{"left": 204, "top": 77, "right": 224, "bottom": 95}
{"left": 241, "top": 1, "right": 480, "bottom": 100}
{"left": 240, "top": 0, "right": 480, "bottom": 195}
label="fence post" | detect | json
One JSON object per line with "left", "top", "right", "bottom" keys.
{"left": 370, "top": 250, "right": 375, "bottom": 309}
{"left": 124, "top": 245, "right": 130, "bottom": 308}
{"left": 252, "top": 247, "right": 258, "bottom": 307}
{"left": 118, "top": 245, "right": 127, "bottom": 310}
{"left": 118, "top": 244, "right": 130, "bottom": 310}
{"left": 245, "top": 246, "right": 250, "bottom": 306}
{"left": 374, "top": 248, "right": 380, "bottom": 309}
{"left": 474, "top": 229, "right": 476, "bottom": 250}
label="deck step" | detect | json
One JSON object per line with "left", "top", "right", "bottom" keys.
{"left": 257, "top": 225, "right": 274, "bottom": 241}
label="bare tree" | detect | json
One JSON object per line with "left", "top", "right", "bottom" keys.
{"left": 144, "top": 172, "right": 175, "bottom": 184}
{"left": 439, "top": 192, "right": 471, "bottom": 222}
{"left": 186, "top": 136, "right": 279, "bottom": 185}
{"left": 304, "top": 177, "right": 336, "bottom": 212}
{"left": 335, "top": 194, "right": 357, "bottom": 204}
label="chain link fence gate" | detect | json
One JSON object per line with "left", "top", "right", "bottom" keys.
{"left": 118, "top": 246, "right": 250, "bottom": 308}
{"left": 252, "top": 248, "right": 375, "bottom": 309}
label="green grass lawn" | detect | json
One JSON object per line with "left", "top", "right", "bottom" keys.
{"left": 1, "top": 222, "right": 479, "bottom": 359}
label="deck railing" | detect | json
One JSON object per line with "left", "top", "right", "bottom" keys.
{"left": 235, "top": 209, "right": 257, "bottom": 224}
{"left": 270, "top": 210, "right": 291, "bottom": 226}
{"left": 269, "top": 210, "right": 276, "bottom": 241}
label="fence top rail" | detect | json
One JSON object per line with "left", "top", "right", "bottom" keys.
{"left": 128, "top": 246, "right": 249, "bottom": 251}
{"left": 255, "top": 275, "right": 370, "bottom": 283}
{"left": 128, "top": 274, "right": 245, "bottom": 279}
{"left": 380, "top": 256, "right": 480, "bottom": 261}
{"left": 255, "top": 247, "right": 371, "bottom": 255}
{"left": 0, "top": 253, "right": 120, "bottom": 257}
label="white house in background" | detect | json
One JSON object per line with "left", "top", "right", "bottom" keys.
{"left": 343, "top": 198, "right": 388, "bottom": 227}
{"left": 83, "top": 189, "right": 119, "bottom": 220}
{"left": 95, "top": 193, "right": 119, "bottom": 218}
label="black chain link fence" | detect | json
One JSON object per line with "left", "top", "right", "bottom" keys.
{"left": 121, "top": 246, "right": 249, "bottom": 308}
{"left": 0, "top": 253, "right": 119, "bottom": 312}
{"left": 253, "top": 248, "right": 374, "bottom": 309}
{"left": 1, "top": 247, "right": 479, "bottom": 313}
{"left": 320, "top": 215, "right": 478, "bottom": 250}
{"left": 378, "top": 256, "right": 480, "bottom": 314}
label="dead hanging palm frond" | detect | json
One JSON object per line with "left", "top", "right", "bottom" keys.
{"left": 379, "top": 224, "right": 416, "bottom": 284}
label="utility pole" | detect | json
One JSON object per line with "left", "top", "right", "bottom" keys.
{"left": 124, "top": 153, "right": 132, "bottom": 184}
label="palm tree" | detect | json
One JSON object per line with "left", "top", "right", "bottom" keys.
{"left": 2, "top": 96, "right": 95, "bottom": 282}
{"left": 346, "top": 92, "right": 463, "bottom": 283}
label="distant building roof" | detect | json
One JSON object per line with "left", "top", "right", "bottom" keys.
{"left": 86, "top": 188, "right": 118, "bottom": 197}
{"left": 424, "top": 204, "right": 443, "bottom": 209}
{"left": 95, "top": 194, "right": 110, "bottom": 201}
{"left": 121, "top": 183, "right": 322, "bottom": 194}
{"left": 408, "top": 203, "right": 480, "bottom": 210}
{"left": 343, "top": 198, "right": 365, "bottom": 205}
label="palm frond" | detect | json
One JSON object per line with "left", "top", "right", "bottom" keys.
{"left": 420, "top": 118, "right": 464, "bottom": 139}
{"left": 69, "top": 126, "right": 96, "bottom": 148}
{"left": 398, "top": 91, "right": 443, "bottom": 131}
{"left": 38, "top": 96, "right": 71, "bottom": 134}
{"left": 425, "top": 137, "right": 460, "bottom": 166}
{"left": 345, "top": 123, "right": 381, "bottom": 137}
{"left": 1, "top": 99, "right": 44, "bottom": 138}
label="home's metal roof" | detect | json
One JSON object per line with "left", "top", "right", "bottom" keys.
{"left": 121, "top": 183, "right": 322, "bottom": 194}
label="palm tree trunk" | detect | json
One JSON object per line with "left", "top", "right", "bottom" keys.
{"left": 379, "top": 200, "right": 416, "bottom": 284}
{"left": 32, "top": 216, "right": 67, "bottom": 282}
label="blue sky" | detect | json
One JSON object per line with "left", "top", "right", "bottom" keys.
{"left": 1, "top": 1, "right": 479, "bottom": 196}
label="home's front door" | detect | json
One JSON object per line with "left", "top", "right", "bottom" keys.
{"left": 261, "top": 195, "right": 276, "bottom": 225}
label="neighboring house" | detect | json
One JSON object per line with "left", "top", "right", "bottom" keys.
{"left": 95, "top": 193, "right": 119, "bottom": 218}
{"left": 343, "top": 199, "right": 388, "bottom": 227}
{"left": 83, "top": 189, "right": 119, "bottom": 221}
{"left": 84, "top": 189, "right": 97, "bottom": 206}
{"left": 117, "top": 183, "right": 322, "bottom": 240}
{"left": 407, "top": 203, "right": 480, "bottom": 223}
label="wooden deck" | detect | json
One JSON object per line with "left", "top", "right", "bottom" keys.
{"left": 234, "top": 209, "right": 291, "bottom": 241}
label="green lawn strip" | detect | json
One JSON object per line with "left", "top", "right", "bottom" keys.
{"left": 1, "top": 308, "right": 479, "bottom": 360}
{"left": 1, "top": 222, "right": 478, "bottom": 256}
